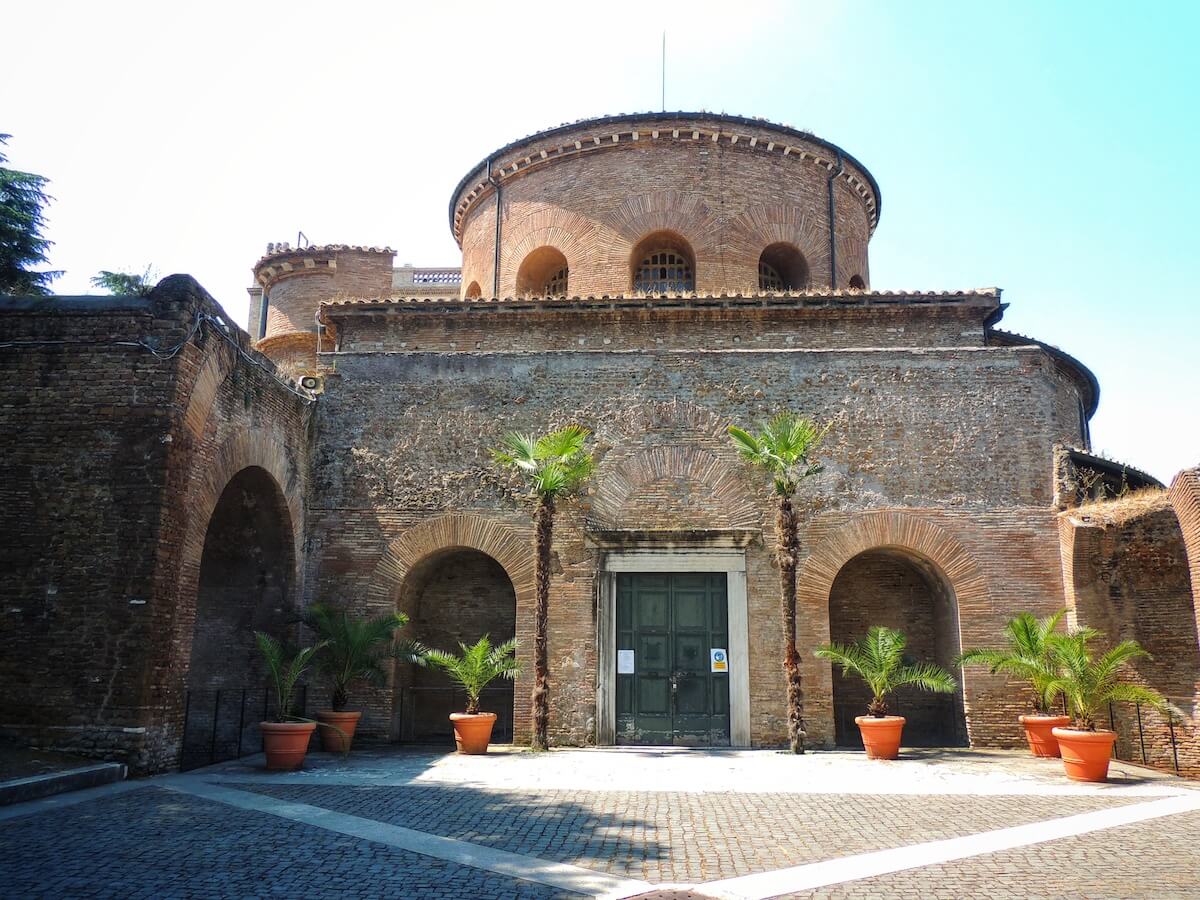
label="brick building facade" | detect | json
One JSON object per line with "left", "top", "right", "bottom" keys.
{"left": 2, "top": 112, "right": 1197, "bottom": 774}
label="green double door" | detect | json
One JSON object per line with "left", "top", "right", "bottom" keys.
{"left": 615, "top": 572, "right": 730, "bottom": 746}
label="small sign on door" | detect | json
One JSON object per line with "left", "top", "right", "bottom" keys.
{"left": 617, "top": 649, "right": 635, "bottom": 674}
{"left": 710, "top": 648, "right": 728, "bottom": 673}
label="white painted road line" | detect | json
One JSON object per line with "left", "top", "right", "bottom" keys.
{"left": 701, "top": 793, "right": 1200, "bottom": 899}
{"left": 168, "top": 777, "right": 653, "bottom": 898}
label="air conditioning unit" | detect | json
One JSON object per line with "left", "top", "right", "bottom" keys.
{"left": 298, "top": 374, "right": 324, "bottom": 394}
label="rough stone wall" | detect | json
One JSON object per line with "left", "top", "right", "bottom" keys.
{"left": 1170, "top": 468, "right": 1200, "bottom": 609}
{"left": 0, "top": 279, "right": 311, "bottom": 773}
{"left": 456, "top": 116, "right": 875, "bottom": 297}
{"left": 1060, "top": 499, "right": 1200, "bottom": 775}
{"left": 307, "top": 342, "right": 1085, "bottom": 748}
{"left": 332, "top": 301, "right": 993, "bottom": 354}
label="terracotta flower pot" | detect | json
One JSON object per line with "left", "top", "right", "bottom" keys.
{"left": 260, "top": 721, "right": 317, "bottom": 770}
{"left": 1019, "top": 714, "right": 1072, "bottom": 758}
{"left": 449, "top": 712, "right": 497, "bottom": 754}
{"left": 316, "top": 710, "right": 362, "bottom": 753}
{"left": 1052, "top": 727, "right": 1118, "bottom": 782}
{"left": 855, "top": 715, "right": 906, "bottom": 760}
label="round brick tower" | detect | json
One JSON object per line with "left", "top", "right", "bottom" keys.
{"left": 449, "top": 112, "right": 880, "bottom": 299}
{"left": 251, "top": 243, "right": 396, "bottom": 373}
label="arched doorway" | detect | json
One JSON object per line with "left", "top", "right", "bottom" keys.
{"left": 396, "top": 548, "right": 517, "bottom": 742}
{"left": 828, "top": 548, "right": 967, "bottom": 748}
{"left": 183, "top": 466, "right": 296, "bottom": 767}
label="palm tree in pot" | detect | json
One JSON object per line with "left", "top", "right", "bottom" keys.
{"left": 305, "top": 604, "right": 421, "bottom": 753}
{"left": 492, "top": 425, "right": 594, "bottom": 751}
{"left": 728, "top": 411, "right": 828, "bottom": 753}
{"left": 255, "top": 632, "right": 327, "bottom": 770}
{"left": 815, "top": 626, "right": 957, "bottom": 759}
{"left": 423, "top": 636, "right": 522, "bottom": 754}
{"left": 957, "top": 610, "right": 1070, "bottom": 757}
{"left": 1046, "top": 628, "right": 1168, "bottom": 782}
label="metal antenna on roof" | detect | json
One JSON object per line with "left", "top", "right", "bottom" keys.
{"left": 297, "top": 231, "right": 310, "bottom": 249}
{"left": 661, "top": 31, "right": 666, "bottom": 112}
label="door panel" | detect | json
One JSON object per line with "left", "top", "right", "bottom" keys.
{"left": 615, "top": 572, "right": 731, "bottom": 746}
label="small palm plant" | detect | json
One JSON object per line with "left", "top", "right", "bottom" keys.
{"left": 1047, "top": 629, "right": 1167, "bottom": 731}
{"left": 492, "top": 425, "right": 594, "bottom": 750}
{"left": 957, "top": 610, "right": 1066, "bottom": 714}
{"left": 423, "top": 636, "right": 522, "bottom": 715}
{"left": 815, "top": 626, "right": 957, "bottom": 718}
{"left": 255, "top": 631, "right": 327, "bottom": 722}
{"left": 305, "top": 604, "right": 421, "bottom": 710}
{"left": 729, "top": 411, "right": 829, "bottom": 753}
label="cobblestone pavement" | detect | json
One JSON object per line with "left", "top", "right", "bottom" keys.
{"left": 232, "top": 781, "right": 1136, "bottom": 884}
{"left": 0, "top": 748, "right": 1197, "bottom": 898}
{"left": 785, "top": 809, "right": 1200, "bottom": 899}
{"left": 0, "top": 786, "right": 576, "bottom": 899}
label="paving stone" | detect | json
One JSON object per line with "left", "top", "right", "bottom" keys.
{"left": 784, "top": 809, "right": 1200, "bottom": 899}
{"left": 0, "top": 786, "right": 577, "bottom": 899}
{"left": 232, "top": 782, "right": 1137, "bottom": 884}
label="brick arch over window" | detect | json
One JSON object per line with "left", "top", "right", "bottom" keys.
{"left": 499, "top": 206, "right": 595, "bottom": 297}
{"left": 589, "top": 445, "right": 760, "bottom": 531}
{"left": 797, "top": 511, "right": 989, "bottom": 746}
{"left": 368, "top": 514, "right": 534, "bottom": 610}
{"left": 593, "top": 190, "right": 720, "bottom": 291}
{"left": 727, "top": 205, "right": 830, "bottom": 290}
{"left": 798, "top": 512, "right": 989, "bottom": 611}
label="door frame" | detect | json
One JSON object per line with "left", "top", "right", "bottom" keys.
{"left": 598, "top": 549, "right": 751, "bottom": 747}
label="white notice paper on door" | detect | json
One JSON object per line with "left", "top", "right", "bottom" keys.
{"left": 617, "top": 649, "right": 635, "bottom": 674}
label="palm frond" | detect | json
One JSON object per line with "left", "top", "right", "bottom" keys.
{"left": 816, "top": 626, "right": 952, "bottom": 714}
{"left": 493, "top": 424, "right": 595, "bottom": 500}
{"left": 423, "top": 635, "right": 522, "bottom": 713}
{"left": 728, "top": 413, "right": 829, "bottom": 497}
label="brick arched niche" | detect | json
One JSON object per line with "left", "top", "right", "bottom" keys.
{"left": 188, "top": 466, "right": 296, "bottom": 693}
{"left": 369, "top": 515, "right": 534, "bottom": 742}
{"left": 798, "top": 512, "right": 988, "bottom": 748}
{"left": 172, "top": 429, "right": 304, "bottom": 768}
{"left": 589, "top": 445, "right": 760, "bottom": 532}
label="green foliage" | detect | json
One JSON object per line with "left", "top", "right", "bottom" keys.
{"left": 815, "top": 626, "right": 957, "bottom": 717}
{"left": 0, "top": 134, "right": 60, "bottom": 296}
{"left": 1046, "top": 629, "right": 1168, "bottom": 731}
{"left": 304, "top": 603, "right": 420, "bottom": 710}
{"left": 255, "top": 631, "right": 327, "bottom": 723}
{"left": 491, "top": 425, "right": 595, "bottom": 500}
{"left": 422, "top": 635, "right": 521, "bottom": 714}
{"left": 957, "top": 610, "right": 1066, "bottom": 713}
{"left": 90, "top": 266, "right": 157, "bottom": 297}
{"left": 728, "top": 412, "right": 829, "bottom": 496}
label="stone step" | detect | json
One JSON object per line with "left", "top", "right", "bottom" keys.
{"left": 0, "top": 763, "right": 127, "bottom": 806}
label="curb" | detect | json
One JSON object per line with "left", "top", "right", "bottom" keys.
{"left": 0, "top": 763, "right": 127, "bottom": 806}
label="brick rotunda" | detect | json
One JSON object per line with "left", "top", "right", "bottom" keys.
{"left": 2, "top": 112, "right": 1198, "bottom": 774}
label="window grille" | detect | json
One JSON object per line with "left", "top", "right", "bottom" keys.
{"left": 758, "top": 261, "right": 785, "bottom": 291}
{"left": 544, "top": 267, "right": 568, "bottom": 296}
{"left": 634, "top": 251, "right": 694, "bottom": 293}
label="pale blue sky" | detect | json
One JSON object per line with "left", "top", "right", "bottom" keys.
{"left": 2, "top": 1, "right": 1196, "bottom": 480}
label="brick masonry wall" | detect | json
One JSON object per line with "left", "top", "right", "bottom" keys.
{"left": 1062, "top": 501, "right": 1200, "bottom": 775}
{"left": 332, "top": 302, "right": 993, "bottom": 354}
{"left": 306, "top": 344, "right": 1086, "bottom": 748}
{"left": 455, "top": 116, "right": 875, "bottom": 297}
{"left": 0, "top": 279, "right": 311, "bottom": 773}
{"left": 255, "top": 246, "right": 395, "bottom": 344}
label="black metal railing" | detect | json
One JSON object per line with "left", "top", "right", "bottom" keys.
{"left": 1105, "top": 695, "right": 1192, "bottom": 776}
{"left": 180, "top": 684, "right": 308, "bottom": 771}
{"left": 397, "top": 686, "right": 513, "bottom": 744}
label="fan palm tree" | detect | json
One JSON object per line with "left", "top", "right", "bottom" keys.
{"left": 957, "top": 610, "right": 1066, "bottom": 714}
{"left": 729, "top": 412, "right": 829, "bottom": 752}
{"left": 255, "top": 632, "right": 327, "bottom": 722}
{"left": 304, "top": 603, "right": 422, "bottom": 710}
{"left": 1046, "top": 629, "right": 1168, "bottom": 731}
{"left": 422, "top": 636, "right": 522, "bottom": 715}
{"left": 815, "top": 626, "right": 957, "bottom": 718}
{"left": 492, "top": 425, "right": 595, "bottom": 750}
